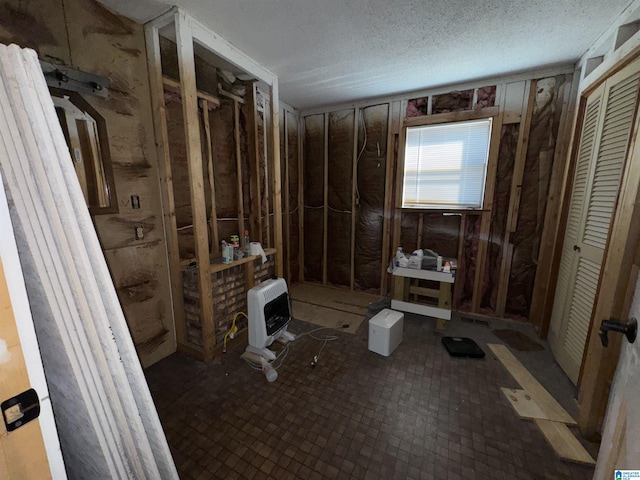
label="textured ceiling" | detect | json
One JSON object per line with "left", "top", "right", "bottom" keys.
{"left": 99, "top": 0, "right": 632, "bottom": 110}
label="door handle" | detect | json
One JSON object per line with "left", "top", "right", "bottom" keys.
{"left": 599, "top": 317, "right": 637, "bottom": 347}
{"left": 573, "top": 245, "right": 581, "bottom": 252}
{"left": 1, "top": 389, "right": 40, "bottom": 432}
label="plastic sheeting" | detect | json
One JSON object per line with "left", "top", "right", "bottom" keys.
{"left": 303, "top": 114, "right": 324, "bottom": 281}
{"left": 354, "top": 104, "right": 388, "bottom": 290}
{"left": 327, "top": 109, "right": 354, "bottom": 286}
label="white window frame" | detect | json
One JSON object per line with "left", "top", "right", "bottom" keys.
{"left": 401, "top": 116, "right": 493, "bottom": 210}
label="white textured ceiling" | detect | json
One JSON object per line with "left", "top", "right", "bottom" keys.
{"left": 99, "top": 0, "right": 632, "bottom": 110}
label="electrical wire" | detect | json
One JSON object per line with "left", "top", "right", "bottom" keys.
{"left": 243, "top": 324, "right": 342, "bottom": 372}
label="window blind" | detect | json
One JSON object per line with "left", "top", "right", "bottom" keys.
{"left": 402, "top": 118, "right": 492, "bottom": 209}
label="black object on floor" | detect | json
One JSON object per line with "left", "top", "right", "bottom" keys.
{"left": 442, "top": 337, "right": 486, "bottom": 358}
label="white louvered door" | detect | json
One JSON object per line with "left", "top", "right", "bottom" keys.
{"left": 549, "top": 61, "right": 640, "bottom": 384}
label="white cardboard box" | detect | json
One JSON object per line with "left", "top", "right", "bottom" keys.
{"left": 368, "top": 309, "right": 404, "bottom": 356}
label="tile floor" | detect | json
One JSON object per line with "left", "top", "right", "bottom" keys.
{"left": 145, "top": 311, "right": 599, "bottom": 479}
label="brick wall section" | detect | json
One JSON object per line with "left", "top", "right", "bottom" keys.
{"left": 254, "top": 253, "right": 276, "bottom": 284}
{"left": 181, "top": 267, "right": 203, "bottom": 347}
{"left": 181, "top": 253, "right": 276, "bottom": 348}
{"left": 212, "top": 264, "right": 247, "bottom": 346}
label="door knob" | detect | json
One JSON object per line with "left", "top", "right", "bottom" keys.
{"left": 599, "top": 317, "right": 637, "bottom": 347}
{"left": 573, "top": 245, "right": 581, "bottom": 252}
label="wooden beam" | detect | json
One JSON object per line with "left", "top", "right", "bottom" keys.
{"left": 283, "top": 109, "right": 291, "bottom": 283}
{"left": 219, "top": 88, "right": 245, "bottom": 104}
{"left": 471, "top": 86, "right": 506, "bottom": 312}
{"left": 350, "top": 108, "right": 358, "bottom": 291}
{"left": 403, "top": 106, "right": 499, "bottom": 127}
{"left": 322, "top": 112, "right": 329, "bottom": 285}
{"left": 175, "top": 12, "right": 214, "bottom": 360}
{"left": 144, "top": 22, "right": 186, "bottom": 347}
{"left": 529, "top": 72, "right": 579, "bottom": 337}
{"left": 247, "top": 84, "right": 262, "bottom": 241}
{"left": 201, "top": 99, "right": 219, "bottom": 256}
{"left": 270, "top": 81, "right": 284, "bottom": 278}
{"left": 381, "top": 101, "right": 401, "bottom": 295}
{"left": 452, "top": 213, "right": 467, "bottom": 309}
{"left": 233, "top": 99, "right": 245, "bottom": 239}
{"left": 162, "top": 75, "right": 220, "bottom": 107}
{"left": 488, "top": 344, "right": 576, "bottom": 424}
{"left": 262, "top": 95, "right": 271, "bottom": 246}
{"left": 391, "top": 102, "right": 408, "bottom": 256}
{"left": 495, "top": 80, "right": 536, "bottom": 317}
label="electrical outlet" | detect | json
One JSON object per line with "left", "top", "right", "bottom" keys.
{"left": 135, "top": 226, "right": 144, "bottom": 240}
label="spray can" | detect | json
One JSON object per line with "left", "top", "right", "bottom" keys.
{"left": 222, "top": 241, "right": 233, "bottom": 264}
{"left": 260, "top": 357, "right": 278, "bottom": 383}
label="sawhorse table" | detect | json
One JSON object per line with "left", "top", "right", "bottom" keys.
{"left": 391, "top": 267, "right": 455, "bottom": 331}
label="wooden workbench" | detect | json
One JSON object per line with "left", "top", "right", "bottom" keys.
{"left": 391, "top": 267, "right": 455, "bottom": 331}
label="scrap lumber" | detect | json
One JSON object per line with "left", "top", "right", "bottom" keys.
{"left": 488, "top": 344, "right": 576, "bottom": 425}
{"left": 0, "top": 44, "right": 177, "bottom": 479}
{"left": 535, "top": 419, "right": 595, "bottom": 464}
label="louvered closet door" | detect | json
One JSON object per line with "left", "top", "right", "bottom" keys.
{"left": 548, "top": 62, "right": 640, "bottom": 384}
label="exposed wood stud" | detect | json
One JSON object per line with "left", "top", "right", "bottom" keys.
{"left": 403, "top": 106, "right": 499, "bottom": 127}
{"left": 453, "top": 213, "right": 467, "bottom": 308}
{"left": 201, "top": 98, "right": 219, "bottom": 255}
{"left": 269, "top": 82, "right": 284, "bottom": 277}
{"left": 380, "top": 101, "right": 401, "bottom": 295}
{"left": 496, "top": 80, "right": 537, "bottom": 317}
{"left": 247, "top": 84, "right": 262, "bottom": 241}
{"left": 283, "top": 109, "right": 291, "bottom": 283}
{"left": 471, "top": 88, "right": 507, "bottom": 312}
{"left": 392, "top": 103, "right": 408, "bottom": 257}
{"left": 175, "top": 12, "right": 215, "bottom": 360}
{"left": 233, "top": 99, "right": 245, "bottom": 239}
{"left": 162, "top": 75, "right": 220, "bottom": 106}
{"left": 144, "top": 23, "right": 187, "bottom": 347}
{"left": 219, "top": 88, "right": 245, "bottom": 104}
{"left": 263, "top": 94, "right": 272, "bottom": 246}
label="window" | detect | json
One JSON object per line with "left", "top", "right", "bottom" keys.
{"left": 402, "top": 118, "right": 492, "bottom": 209}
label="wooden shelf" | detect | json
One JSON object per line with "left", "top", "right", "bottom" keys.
{"left": 210, "top": 248, "right": 276, "bottom": 273}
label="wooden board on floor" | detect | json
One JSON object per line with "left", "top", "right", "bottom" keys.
{"left": 290, "top": 283, "right": 380, "bottom": 315}
{"left": 291, "top": 300, "right": 365, "bottom": 334}
{"left": 501, "top": 388, "right": 576, "bottom": 424}
{"left": 534, "top": 419, "right": 595, "bottom": 465}
{"left": 488, "top": 344, "right": 576, "bottom": 425}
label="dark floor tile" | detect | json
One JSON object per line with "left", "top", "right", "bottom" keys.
{"left": 145, "top": 312, "right": 598, "bottom": 479}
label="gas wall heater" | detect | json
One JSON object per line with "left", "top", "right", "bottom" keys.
{"left": 246, "top": 278, "right": 295, "bottom": 359}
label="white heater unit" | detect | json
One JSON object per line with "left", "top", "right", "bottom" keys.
{"left": 246, "top": 278, "right": 295, "bottom": 360}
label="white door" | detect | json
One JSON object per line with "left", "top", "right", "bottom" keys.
{"left": 593, "top": 275, "right": 640, "bottom": 478}
{"left": 0, "top": 174, "right": 66, "bottom": 478}
{"left": 549, "top": 61, "right": 640, "bottom": 384}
